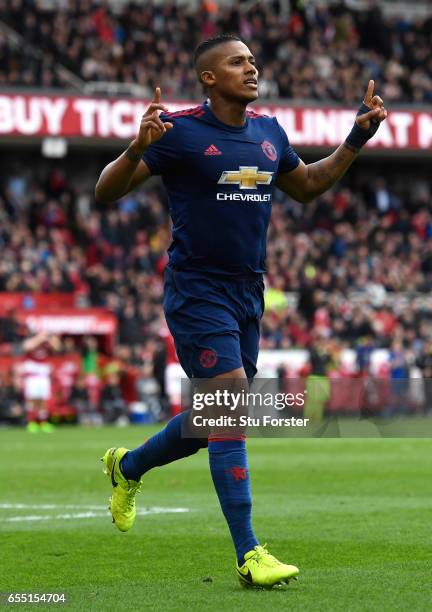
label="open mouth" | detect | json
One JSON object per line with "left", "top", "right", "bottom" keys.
{"left": 244, "top": 79, "right": 258, "bottom": 88}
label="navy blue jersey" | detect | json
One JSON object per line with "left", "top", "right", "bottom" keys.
{"left": 143, "top": 102, "right": 300, "bottom": 276}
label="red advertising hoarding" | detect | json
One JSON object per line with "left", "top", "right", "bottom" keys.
{"left": 0, "top": 292, "right": 75, "bottom": 314}
{"left": 16, "top": 308, "right": 117, "bottom": 336}
{"left": 0, "top": 93, "right": 431, "bottom": 150}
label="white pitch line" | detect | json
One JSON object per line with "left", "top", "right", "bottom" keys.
{"left": 0, "top": 503, "right": 105, "bottom": 510}
{"left": 0, "top": 503, "right": 190, "bottom": 512}
{"left": 6, "top": 512, "right": 105, "bottom": 522}
{"left": 1, "top": 503, "right": 190, "bottom": 523}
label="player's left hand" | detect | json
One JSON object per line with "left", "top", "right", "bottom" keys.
{"left": 356, "top": 80, "right": 388, "bottom": 130}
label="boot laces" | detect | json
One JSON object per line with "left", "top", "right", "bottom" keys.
{"left": 250, "top": 544, "right": 281, "bottom": 567}
{"left": 124, "top": 482, "right": 141, "bottom": 511}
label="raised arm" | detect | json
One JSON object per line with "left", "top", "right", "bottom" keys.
{"left": 95, "top": 88, "right": 173, "bottom": 203}
{"left": 276, "top": 81, "right": 387, "bottom": 204}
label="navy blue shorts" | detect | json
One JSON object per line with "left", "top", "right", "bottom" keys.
{"left": 163, "top": 266, "right": 265, "bottom": 379}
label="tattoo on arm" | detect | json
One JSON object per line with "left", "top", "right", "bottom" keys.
{"left": 306, "top": 142, "right": 359, "bottom": 199}
{"left": 125, "top": 145, "right": 143, "bottom": 163}
{"left": 343, "top": 141, "right": 360, "bottom": 154}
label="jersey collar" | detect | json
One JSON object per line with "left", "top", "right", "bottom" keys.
{"left": 202, "top": 101, "right": 249, "bottom": 132}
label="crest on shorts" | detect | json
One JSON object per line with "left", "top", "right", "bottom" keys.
{"left": 199, "top": 349, "right": 218, "bottom": 369}
{"left": 261, "top": 140, "right": 277, "bottom": 162}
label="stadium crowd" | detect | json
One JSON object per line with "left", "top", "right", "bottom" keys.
{"left": 1, "top": 0, "right": 432, "bottom": 422}
{"left": 1, "top": 160, "right": 432, "bottom": 379}
{"left": 0, "top": 0, "right": 431, "bottom": 104}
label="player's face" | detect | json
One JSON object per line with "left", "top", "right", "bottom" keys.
{"left": 207, "top": 41, "right": 259, "bottom": 103}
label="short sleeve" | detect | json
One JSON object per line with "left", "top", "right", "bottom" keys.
{"left": 142, "top": 116, "right": 181, "bottom": 176}
{"left": 276, "top": 120, "right": 300, "bottom": 175}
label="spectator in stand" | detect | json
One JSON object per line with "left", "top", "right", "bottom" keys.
{"left": 0, "top": 370, "right": 25, "bottom": 425}
{"left": 81, "top": 335, "right": 102, "bottom": 408}
{"left": 386, "top": 340, "right": 410, "bottom": 416}
{"left": 0, "top": 308, "right": 26, "bottom": 346}
{"left": 69, "top": 375, "right": 102, "bottom": 426}
{"left": 15, "top": 332, "right": 61, "bottom": 432}
{"left": 118, "top": 301, "right": 145, "bottom": 346}
{"left": 135, "top": 360, "right": 162, "bottom": 422}
{"left": 100, "top": 372, "right": 128, "bottom": 425}
{"left": 416, "top": 340, "right": 432, "bottom": 415}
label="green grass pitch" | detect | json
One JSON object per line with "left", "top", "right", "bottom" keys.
{"left": 1, "top": 425, "right": 431, "bottom": 611}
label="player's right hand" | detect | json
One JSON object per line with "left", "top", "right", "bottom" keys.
{"left": 133, "top": 87, "right": 173, "bottom": 152}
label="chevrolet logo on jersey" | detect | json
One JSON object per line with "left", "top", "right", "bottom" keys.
{"left": 217, "top": 166, "right": 274, "bottom": 190}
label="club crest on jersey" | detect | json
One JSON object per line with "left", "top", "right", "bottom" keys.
{"left": 217, "top": 166, "right": 273, "bottom": 190}
{"left": 261, "top": 140, "right": 277, "bottom": 161}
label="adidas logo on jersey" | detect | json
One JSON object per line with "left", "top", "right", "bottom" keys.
{"left": 204, "top": 144, "right": 222, "bottom": 156}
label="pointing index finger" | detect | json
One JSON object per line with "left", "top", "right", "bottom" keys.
{"left": 364, "top": 80, "right": 374, "bottom": 106}
{"left": 153, "top": 87, "right": 161, "bottom": 104}
{"left": 149, "top": 87, "right": 169, "bottom": 113}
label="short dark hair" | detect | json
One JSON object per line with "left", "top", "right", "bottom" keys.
{"left": 193, "top": 34, "right": 242, "bottom": 66}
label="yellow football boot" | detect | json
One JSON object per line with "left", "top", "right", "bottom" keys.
{"left": 236, "top": 545, "right": 299, "bottom": 589}
{"left": 101, "top": 447, "right": 141, "bottom": 532}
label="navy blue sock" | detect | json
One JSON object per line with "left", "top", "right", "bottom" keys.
{"left": 208, "top": 438, "right": 259, "bottom": 565}
{"left": 120, "top": 410, "right": 207, "bottom": 481}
